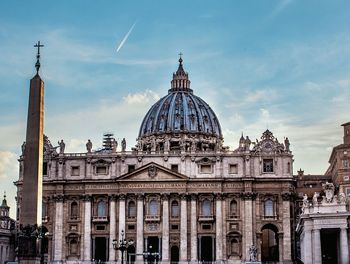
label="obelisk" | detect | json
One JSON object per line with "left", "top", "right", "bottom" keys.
{"left": 21, "top": 41, "right": 44, "bottom": 226}
{"left": 18, "top": 41, "right": 45, "bottom": 264}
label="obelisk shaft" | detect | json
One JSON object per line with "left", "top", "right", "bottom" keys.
{"left": 21, "top": 75, "right": 44, "bottom": 226}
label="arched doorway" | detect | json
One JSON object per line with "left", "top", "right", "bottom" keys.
{"left": 127, "top": 245, "right": 135, "bottom": 264}
{"left": 261, "top": 224, "right": 279, "bottom": 262}
{"left": 170, "top": 245, "right": 179, "bottom": 263}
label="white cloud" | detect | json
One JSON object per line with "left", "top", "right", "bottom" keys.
{"left": 0, "top": 151, "right": 18, "bottom": 179}
{"left": 123, "top": 90, "right": 160, "bottom": 105}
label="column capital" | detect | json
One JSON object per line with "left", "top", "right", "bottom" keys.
{"left": 190, "top": 193, "right": 198, "bottom": 200}
{"left": 136, "top": 193, "right": 144, "bottom": 200}
{"left": 161, "top": 193, "right": 170, "bottom": 200}
{"left": 281, "top": 192, "right": 292, "bottom": 201}
{"left": 241, "top": 191, "right": 257, "bottom": 200}
{"left": 53, "top": 194, "right": 64, "bottom": 202}
{"left": 214, "top": 193, "right": 225, "bottom": 200}
{"left": 180, "top": 193, "right": 188, "bottom": 200}
{"left": 109, "top": 194, "right": 117, "bottom": 201}
{"left": 119, "top": 193, "right": 127, "bottom": 200}
{"left": 82, "top": 194, "right": 92, "bottom": 202}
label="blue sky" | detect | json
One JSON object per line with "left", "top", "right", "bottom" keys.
{"left": 1, "top": 0, "right": 350, "bottom": 217}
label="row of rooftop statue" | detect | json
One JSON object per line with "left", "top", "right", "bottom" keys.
{"left": 21, "top": 137, "right": 127, "bottom": 155}
{"left": 301, "top": 182, "right": 347, "bottom": 214}
{"left": 20, "top": 130, "right": 291, "bottom": 155}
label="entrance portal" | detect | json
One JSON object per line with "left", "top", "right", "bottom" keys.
{"left": 261, "top": 224, "right": 279, "bottom": 262}
{"left": 199, "top": 236, "right": 214, "bottom": 262}
{"left": 170, "top": 245, "right": 179, "bottom": 263}
{"left": 321, "top": 229, "right": 338, "bottom": 264}
{"left": 94, "top": 237, "right": 107, "bottom": 262}
{"left": 146, "top": 236, "right": 160, "bottom": 263}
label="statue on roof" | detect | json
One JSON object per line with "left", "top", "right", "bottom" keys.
{"left": 121, "top": 138, "right": 126, "bottom": 152}
{"left": 58, "top": 140, "right": 65, "bottom": 154}
{"left": 86, "top": 139, "right": 92, "bottom": 153}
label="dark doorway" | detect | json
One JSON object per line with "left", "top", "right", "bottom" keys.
{"left": 147, "top": 236, "right": 160, "bottom": 263}
{"left": 127, "top": 245, "right": 135, "bottom": 264}
{"left": 261, "top": 224, "right": 279, "bottom": 262}
{"left": 200, "top": 236, "right": 214, "bottom": 262}
{"left": 94, "top": 237, "right": 107, "bottom": 262}
{"left": 321, "top": 229, "right": 338, "bottom": 264}
{"left": 170, "top": 245, "right": 179, "bottom": 263}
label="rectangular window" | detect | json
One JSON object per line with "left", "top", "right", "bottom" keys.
{"left": 128, "top": 165, "right": 136, "bottom": 173}
{"left": 263, "top": 159, "right": 274, "bottom": 173}
{"left": 202, "top": 224, "right": 212, "bottom": 230}
{"left": 43, "top": 162, "right": 48, "bottom": 176}
{"left": 171, "top": 224, "right": 179, "bottom": 230}
{"left": 229, "top": 164, "right": 238, "bottom": 174}
{"left": 71, "top": 166, "right": 80, "bottom": 176}
{"left": 200, "top": 164, "right": 212, "bottom": 173}
{"left": 171, "top": 164, "right": 179, "bottom": 172}
{"left": 96, "top": 166, "right": 107, "bottom": 174}
{"left": 96, "top": 225, "right": 106, "bottom": 231}
{"left": 128, "top": 225, "right": 135, "bottom": 230}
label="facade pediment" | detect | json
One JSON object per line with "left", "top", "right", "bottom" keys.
{"left": 117, "top": 162, "right": 189, "bottom": 181}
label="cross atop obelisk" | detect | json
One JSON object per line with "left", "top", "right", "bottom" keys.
{"left": 34, "top": 41, "right": 44, "bottom": 75}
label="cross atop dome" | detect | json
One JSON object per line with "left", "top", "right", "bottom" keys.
{"left": 170, "top": 54, "right": 192, "bottom": 93}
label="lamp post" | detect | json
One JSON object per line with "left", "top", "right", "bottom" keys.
{"left": 112, "top": 230, "right": 134, "bottom": 264}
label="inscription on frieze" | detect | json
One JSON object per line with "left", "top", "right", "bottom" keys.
{"left": 120, "top": 183, "right": 186, "bottom": 189}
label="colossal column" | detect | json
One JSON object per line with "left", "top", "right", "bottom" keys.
{"left": 83, "top": 195, "right": 92, "bottom": 262}
{"left": 282, "top": 193, "right": 292, "bottom": 262}
{"left": 190, "top": 194, "right": 198, "bottom": 262}
{"left": 53, "top": 195, "right": 64, "bottom": 262}
{"left": 109, "top": 195, "right": 117, "bottom": 262}
{"left": 162, "top": 194, "right": 170, "bottom": 262}
{"left": 180, "top": 194, "right": 188, "bottom": 261}
{"left": 215, "top": 194, "right": 223, "bottom": 261}
{"left": 242, "top": 191, "right": 254, "bottom": 261}
{"left": 136, "top": 194, "right": 144, "bottom": 262}
{"left": 340, "top": 228, "right": 349, "bottom": 264}
{"left": 118, "top": 194, "right": 126, "bottom": 261}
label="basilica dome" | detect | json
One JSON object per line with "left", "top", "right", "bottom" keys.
{"left": 137, "top": 57, "right": 223, "bottom": 153}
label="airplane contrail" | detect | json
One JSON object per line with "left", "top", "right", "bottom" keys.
{"left": 116, "top": 21, "right": 137, "bottom": 53}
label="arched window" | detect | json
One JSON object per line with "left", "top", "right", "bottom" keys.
{"left": 264, "top": 199, "right": 274, "bottom": 216}
{"left": 149, "top": 200, "right": 158, "bottom": 216}
{"left": 71, "top": 202, "right": 78, "bottom": 219}
{"left": 70, "top": 239, "right": 78, "bottom": 255}
{"left": 230, "top": 200, "right": 238, "bottom": 216}
{"left": 202, "top": 199, "right": 211, "bottom": 216}
{"left": 128, "top": 201, "right": 136, "bottom": 218}
{"left": 97, "top": 201, "right": 106, "bottom": 217}
{"left": 171, "top": 200, "right": 179, "bottom": 217}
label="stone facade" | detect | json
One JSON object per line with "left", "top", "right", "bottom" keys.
{"left": 15, "top": 59, "right": 296, "bottom": 264}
